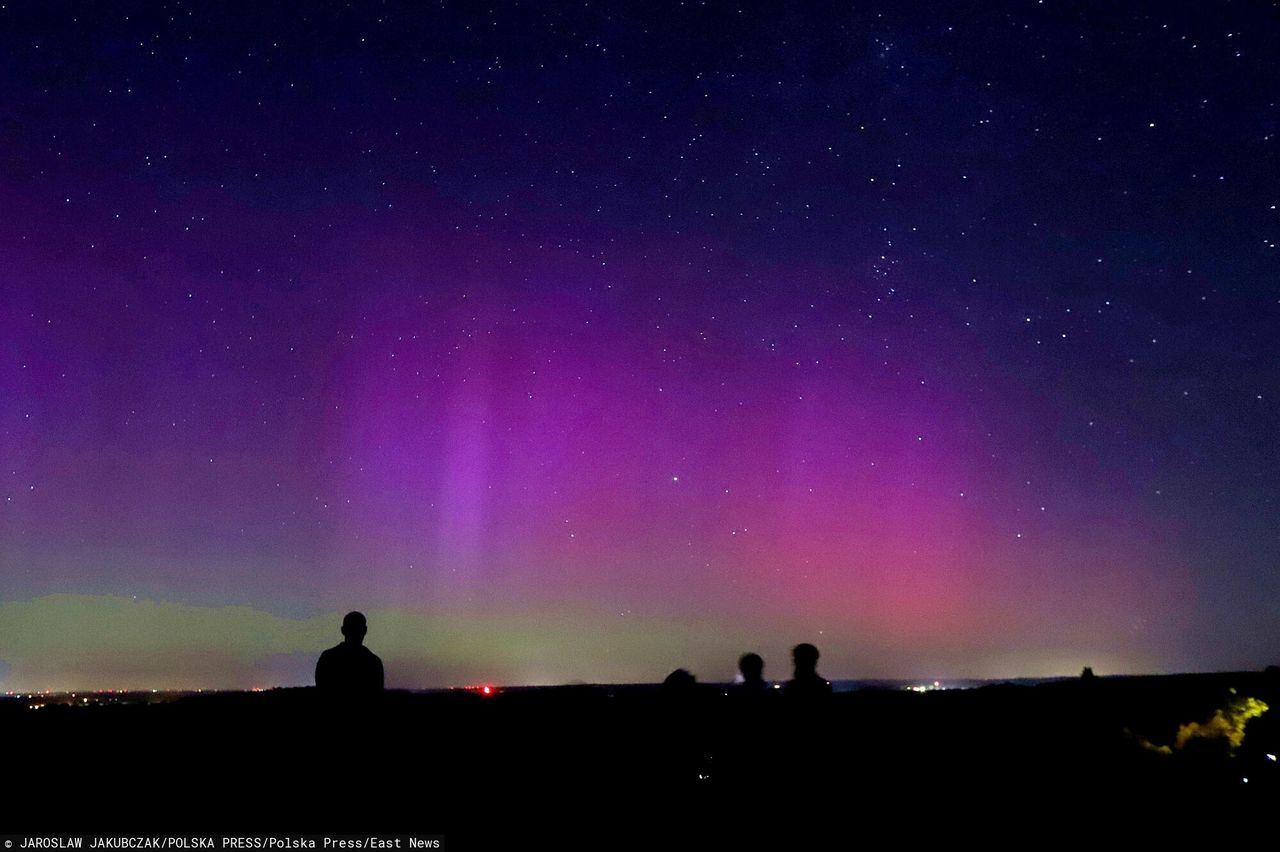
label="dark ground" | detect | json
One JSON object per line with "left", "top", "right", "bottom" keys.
{"left": 5, "top": 671, "right": 1278, "bottom": 842}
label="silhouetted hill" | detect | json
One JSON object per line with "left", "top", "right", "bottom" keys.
{"left": 5, "top": 670, "right": 1277, "bottom": 840}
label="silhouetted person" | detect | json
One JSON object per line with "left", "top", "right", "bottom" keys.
{"left": 722, "top": 652, "right": 776, "bottom": 789}
{"left": 737, "top": 652, "right": 769, "bottom": 694}
{"left": 777, "top": 643, "right": 832, "bottom": 791}
{"left": 784, "top": 642, "right": 832, "bottom": 701}
{"left": 655, "top": 668, "right": 711, "bottom": 784}
{"left": 659, "top": 667, "right": 697, "bottom": 699}
{"left": 315, "top": 611, "right": 384, "bottom": 693}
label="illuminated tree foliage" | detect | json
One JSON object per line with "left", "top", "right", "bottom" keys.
{"left": 1140, "top": 695, "right": 1270, "bottom": 755}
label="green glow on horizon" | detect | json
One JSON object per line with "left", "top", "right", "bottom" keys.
{"left": 0, "top": 593, "right": 1158, "bottom": 692}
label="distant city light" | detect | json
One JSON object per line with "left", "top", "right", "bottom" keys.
{"left": 907, "top": 681, "right": 949, "bottom": 693}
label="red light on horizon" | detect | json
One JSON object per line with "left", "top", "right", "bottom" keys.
{"left": 460, "top": 683, "right": 499, "bottom": 696}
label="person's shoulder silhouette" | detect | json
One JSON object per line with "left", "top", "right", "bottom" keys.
{"left": 316, "top": 611, "right": 384, "bottom": 693}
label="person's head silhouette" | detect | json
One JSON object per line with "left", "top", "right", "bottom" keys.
{"left": 738, "top": 652, "right": 765, "bottom": 684}
{"left": 663, "top": 668, "right": 697, "bottom": 691}
{"left": 792, "top": 643, "right": 820, "bottom": 677}
{"left": 340, "top": 611, "right": 368, "bottom": 644}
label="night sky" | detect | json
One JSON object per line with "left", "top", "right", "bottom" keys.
{"left": 1, "top": 1, "right": 1277, "bottom": 691}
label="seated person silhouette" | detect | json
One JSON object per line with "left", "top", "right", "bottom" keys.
{"left": 315, "top": 611, "right": 384, "bottom": 693}
{"left": 661, "top": 667, "right": 698, "bottom": 696}
{"left": 783, "top": 642, "right": 832, "bottom": 700}
{"left": 736, "top": 652, "right": 769, "bottom": 694}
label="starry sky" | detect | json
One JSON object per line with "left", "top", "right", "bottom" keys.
{"left": 1, "top": 1, "right": 1277, "bottom": 691}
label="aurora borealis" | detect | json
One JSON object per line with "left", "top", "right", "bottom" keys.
{"left": 1, "top": 1, "right": 1277, "bottom": 690}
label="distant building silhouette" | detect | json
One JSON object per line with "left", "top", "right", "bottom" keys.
{"left": 315, "top": 611, "right": 384, "bottom": 693}
{"left": 783, "top": 642, "right": 832, "bottom": 700}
